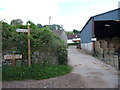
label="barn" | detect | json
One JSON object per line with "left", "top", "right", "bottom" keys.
{"left": 80, "top": 8, "right": 120, "bottom": 53}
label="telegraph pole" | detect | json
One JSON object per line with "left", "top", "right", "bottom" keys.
{"left": 28, "top": 23, "right": 31, "bottom": 67}
{"left": 49, "top": 16, "right": 51, "bottom": 25}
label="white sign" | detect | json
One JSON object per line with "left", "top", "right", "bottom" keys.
{"left": 16, "top": 29, "right": 28, "bottom": 32}
{"left": 91, "top": 38, "right": 97, "bottom": 41}
{"left": 4, "top": 55, "right": 22, "bottom": 60}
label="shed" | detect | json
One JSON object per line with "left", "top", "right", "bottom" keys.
{"left": 80, "top": 8, "right": 120, "bottom": 53}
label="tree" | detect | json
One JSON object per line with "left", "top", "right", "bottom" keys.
{"left": 37, "top": 24, "right": 43, "bottom": 28}
{"left": 73, "top": 29, "right": 80, "bottom": 33}
{"left": 26, "top": 20, "right": 38, "bottom": 29}
{"left": 43, "top": 24, "right": 62, "bottom": 30}
{"left": 10, "top": 19, "right": 23, "bottom": 25}
{"left": 51, "top": 24, "right": 62, "bottom": 30}
{"left": 65, "top": 31, "right": 73, "bottom": 34}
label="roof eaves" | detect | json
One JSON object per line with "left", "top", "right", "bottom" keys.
{"left": 94, "top": 8, "right": 120, "bottom": 18}
{"left": 80, "top": 17, "right": 93, "bottom": 33}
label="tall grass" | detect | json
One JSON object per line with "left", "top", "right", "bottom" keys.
{"left": 2, "top": 65, "right": 72, "bottom": 81}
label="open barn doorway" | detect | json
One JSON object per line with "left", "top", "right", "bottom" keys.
{"left": 94, "top": 20, "right": 120, "bottom": 52}
{"left": 94, "top": 20, "right": 120, "bottom": 38}
{"left": 94, "top": 20, "right": 120, "bottom": 70}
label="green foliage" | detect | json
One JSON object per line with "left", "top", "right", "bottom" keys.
{"left": 2, "top": 65, "right": 72, "bottom": 81}
{"left": 50, "top": 24, "right": 62, "bottom": 30}
{"left": 68, "top": 43, "right": 79, "bottom": 46}
{"left": 65, "top": 31, "right": 73, "bottom": 34}
{"left": 56, "top": 43, "right": 68, "bottom": 65}
{"left": 73, "top": 29, "right": 80, "bottom": 33}
{"left": 66, "top": 29, "right": 80, "bottom": 34}
{"left": 26, "top": 21, "right": 38, "bottom": 30}
{"left": 37, "top": 24, "right": 43, "bottom": 28}
{"left": 44, "top": 24, "right": 62, "bottom": 30}
{"left": 2, "top": 21, "right": 68, "bottom": 66}
{"left": 10, "top": 19, "right": 23, "bottom": 25}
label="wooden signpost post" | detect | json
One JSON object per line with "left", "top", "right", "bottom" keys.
{"left": 16, "top": 23, "right": 31, "bottom": 67}
{"left": 27, "top": 24, "right": 31, "bottom": 67}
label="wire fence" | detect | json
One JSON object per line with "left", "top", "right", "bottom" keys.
{"left": 94, "top": 50, "right": 120, "bottom": 70}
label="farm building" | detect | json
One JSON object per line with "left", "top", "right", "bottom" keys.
{"left": 80, "top": 8, "right": 120, "bottom": 54}
{"left": 67, "top": 33, "right": 80, "bottom": 44}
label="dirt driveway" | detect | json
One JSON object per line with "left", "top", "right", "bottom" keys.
{"left": 2, "top": 46, "right": 118, "bottom": 88}
{"left": 68, "top": 46, "right": 118, "bottom": 88}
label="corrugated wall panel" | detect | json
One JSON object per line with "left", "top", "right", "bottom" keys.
{"left": 80, "top": 18, "right": 93, "bottom": 43}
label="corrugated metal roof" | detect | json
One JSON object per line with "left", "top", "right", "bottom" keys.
{"left": 94, "top": 8, "right": 120, "bottom": 18}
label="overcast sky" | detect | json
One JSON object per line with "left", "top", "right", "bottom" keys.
{"left": 0, "top": 0, "right": 119, "bottom": 31}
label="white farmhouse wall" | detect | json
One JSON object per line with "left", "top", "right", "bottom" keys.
{"left": 67, "top": 38, "right": 80, "bottom": 44}
{"left": 67, "top": 39, "right": 74, "bottom": 44}
{"left": 81, "top": 42, "right": 93, "bottom": 53}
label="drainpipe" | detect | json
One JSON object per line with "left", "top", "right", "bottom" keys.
{"left": 92, "top": 17, "right": 95, "bottom": 54}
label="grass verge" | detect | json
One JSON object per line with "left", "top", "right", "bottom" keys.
{"left": 2, "top": 65, "right": 72, "bottom": 81}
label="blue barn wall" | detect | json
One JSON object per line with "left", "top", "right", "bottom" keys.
{"left": 94, "top": 9, "right": 119, "bottom": 21}
{"left": 80, "top": 18, "right": 93, "bottom": 44}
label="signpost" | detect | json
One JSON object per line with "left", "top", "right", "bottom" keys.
{"left": 16, "top": 29, "right": 28, "bottom": 32}
{"left": 4, "top": 55, "right": 22, "bottom": 60}
{"left": 27, "top": 24, "right": 31, "bottom": 67}
{"left": 4, "top": 54, "right": 22, "bottom": 66}
{"left": 16, "top": 23, "right": 31, "bottom": 67}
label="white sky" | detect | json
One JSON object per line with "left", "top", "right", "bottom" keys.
{"left": 0, "top": 0, "right": 119, "bottom": 31}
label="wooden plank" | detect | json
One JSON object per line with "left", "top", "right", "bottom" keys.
{"left": 4, "top": 55, "right": 22, "bottom": 60}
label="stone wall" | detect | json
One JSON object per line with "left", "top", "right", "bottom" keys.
{"left": 2, "top": 51, "right": 59, "bottom": 66}
{"left": 32, "top": 51, "right": 58, "bottom": 65}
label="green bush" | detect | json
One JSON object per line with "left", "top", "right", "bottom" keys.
{"left": 2, "top": 21, "right": 68, "bottom": 66}
{"left": 2, "top": 65, "right": 72, "bottom": 81}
